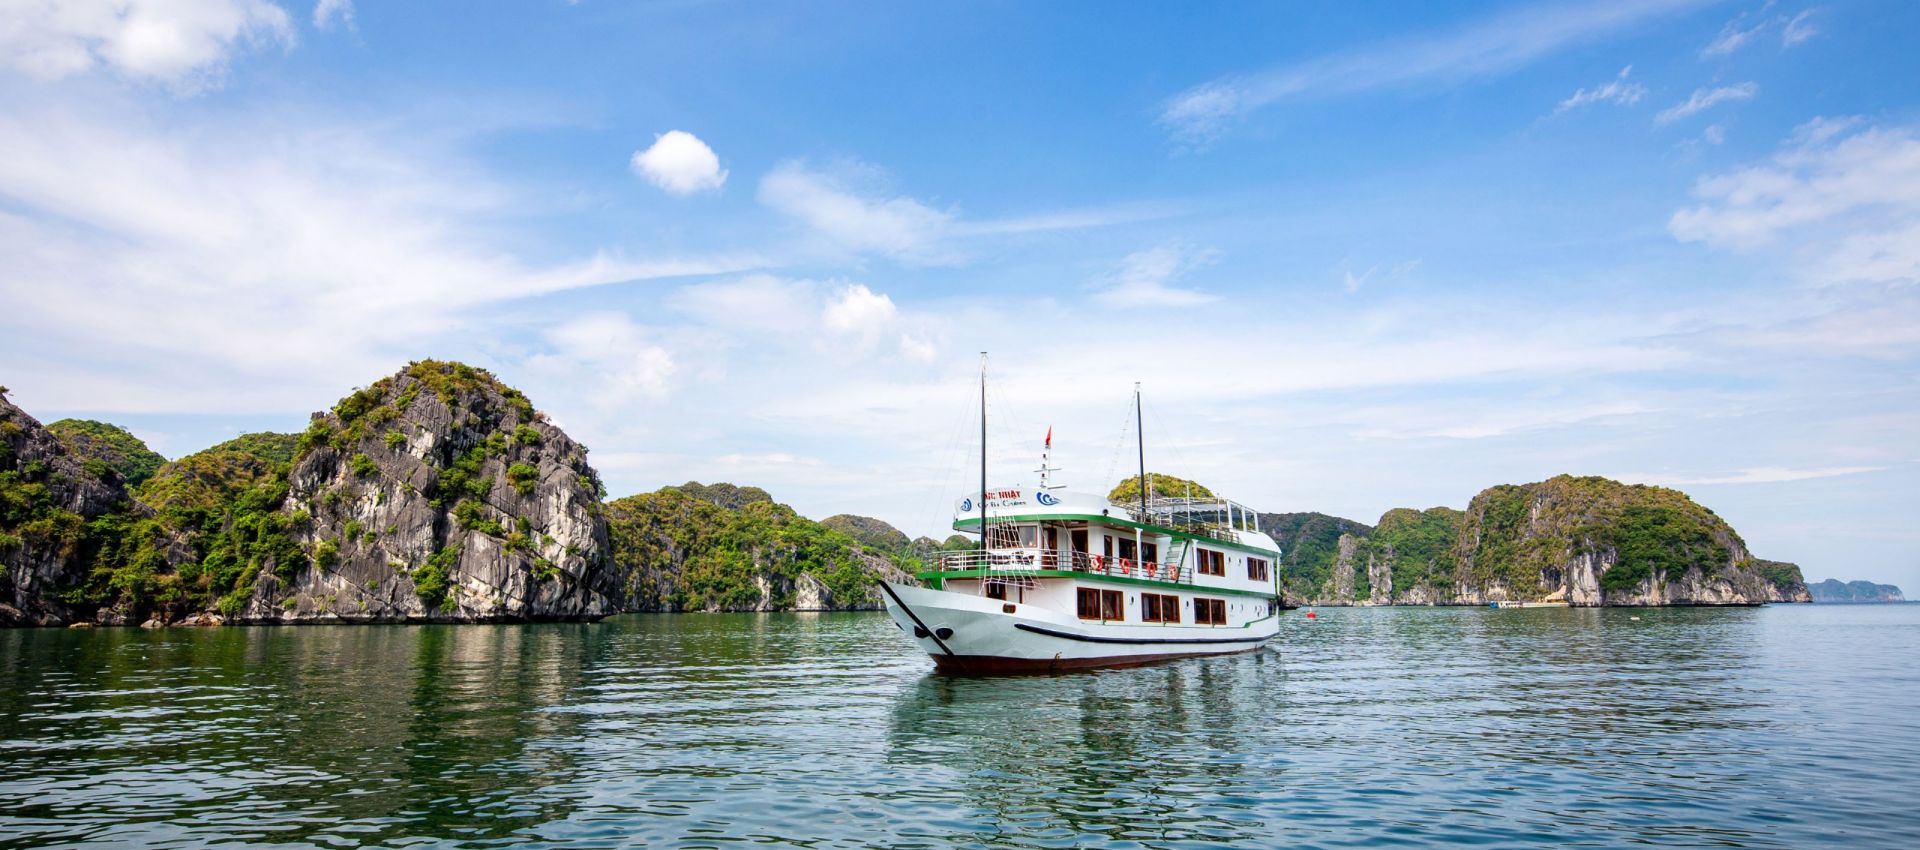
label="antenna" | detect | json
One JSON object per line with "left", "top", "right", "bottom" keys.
{"left": 1036, "top": 425, "right": 1062, "bottom": 490}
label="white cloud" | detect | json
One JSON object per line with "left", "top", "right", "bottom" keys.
{"left": 313, "top": 0, "right": 353, "bottom": 32}
{"left": 630, "top": 130, "right": 727, "bottom": 196}
{"left": 822, "top": 283, "right": 902, "bottom": 351}
{"left": 1701, "top": 7, "right": 1822, "bottom": 56}
{"left": 1555, "top": 65, "right": 1646, "bottom": 114}
{"left": 1160, "top": 0, "right": 1709, "bottom": 140}
{"left": 1701, "top": 17, "right": 1766, "bottom": 57}
{"left": 1669, "top": 119, "right": 1920, "bottom": 275}
{"left": 1341, "top": 260, "right": 1421, "bottom": 293}
{"left": 527, "top": 312, "right": 676, "bottom": 403}
{"left": 1781, "top": 9, "right": 1820, "bottom": 46}
{"left": 1094, "top": 245, "right": 1221, "bottom": 308}
{"left": 1625, "top": 466, "right": 1887, "bottom": 486}
{"left": 1654, "top": 82, "right": 1758, "bottom": 125}
{"left": 0, "top": 93, "right": 757, "bottom": 414}
{"left": 1702, "top": 124, "right": 1726, "bottom": 145}
{"left": 0, "top": 0, "right": 294, "bottom": 90}
{"left": 669, "top": 274, "right": 820, "bottom": 334}
{"left": 757, "top": 160, "right": 954, "bottom": 263}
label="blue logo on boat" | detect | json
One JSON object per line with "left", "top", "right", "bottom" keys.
{"left": 960, "top": 498, "right": 973, "bottom": 512}
{"left": 1036, "top": 491, "right": 1060, "bottom": 506}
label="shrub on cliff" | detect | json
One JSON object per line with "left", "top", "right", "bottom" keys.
{"left": 46, "top": 419, "right": 167, "bottom": 487}
{"left": 605, "top": 485, "right": 915, "bottom": 612}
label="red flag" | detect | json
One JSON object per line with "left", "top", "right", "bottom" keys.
{"left": 1044, "top": 426, "right": 1051, "bottom": 449}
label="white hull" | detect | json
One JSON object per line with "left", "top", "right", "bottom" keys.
{"left": 880, "top": 581, "right": 1278, "bottom": 673}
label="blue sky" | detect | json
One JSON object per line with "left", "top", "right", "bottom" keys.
{"left": 2, "top": 1, "right": 1916, "bottom": 589}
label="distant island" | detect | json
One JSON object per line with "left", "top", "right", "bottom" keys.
{"left": 1127, "top": 473, "right": 1810, "bottom": 608}
{"left": 1808, "top": 579, "right": 1906, "bottom": 603}
{"left": 2, "top": 362, "right": 1811, "bottom": 627}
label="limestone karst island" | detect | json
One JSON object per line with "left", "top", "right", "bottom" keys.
{"left": 3, "top": 2, "right": 1917, "bottom": 848}
{"left": 3, "top": 362, "right": 1815, "bottom": 628}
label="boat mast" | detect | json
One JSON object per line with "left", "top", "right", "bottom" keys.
{"left": 1135, "top": 382, "right": 1147, "bottom": 519}
{"left": 980, "top": 352, "right": 988, "bottom": 553}
{"left": 1134, "top": 382, "right": 1147, "bottom": 565}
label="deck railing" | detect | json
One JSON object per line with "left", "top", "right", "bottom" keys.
{"left": 933, "top": 548, "right": 1188, "bottom": 584}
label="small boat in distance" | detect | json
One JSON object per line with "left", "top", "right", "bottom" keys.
{"left": 880, "top": 356, "right": 1282, "bottom": 674}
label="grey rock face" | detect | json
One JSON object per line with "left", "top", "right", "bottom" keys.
{"left": 1367, "top": 545, "right": 1393, "bottom": 606}
{"left": 1, "top": 395, "right": 133, "bottom": 626}
{"left": 1326, "top": 534, "right": 1357, "bottom": 603}
{"left": 234, "top": 365, "right": 618, "bottom": 623}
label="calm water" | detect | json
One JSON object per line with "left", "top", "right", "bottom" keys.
{"left": 2, "top": 606, "right": 1917, "bottom": 849}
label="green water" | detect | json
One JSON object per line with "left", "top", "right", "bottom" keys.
{"left": 2, "top": 606, "right": 1916, "bottom": 848}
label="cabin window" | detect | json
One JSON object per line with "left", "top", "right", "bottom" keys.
{"left": 1117, "top": 538, "right": 1138, "bottom": 563}
{"left": 1142, "top": 593, "right": 1180, "bottom": 623}
{"left": 1142, "top": 541, "right": 1159, "bottom": 565}
{"left": 1195, "top": 597, "right": 1227, "bottom": 625}
{"left": 984, "top": 581, "right": 1008, "bottom": 601}
{"left": 1078, "top": 588, "right": 1124, "bottom": 620}
{"left": 1247, "top": 557, "right": 1270, "bottom": 581}
{"left": 1197, "top": 549, "right": 1225, "bottom": 576}
{"left": 1103, "top": 535, "right": 1114, "bottom": 559}
{"left": 1070, "top": 530, "right": 1089, "bottom": 569}
{"left": 987, "top": 523, "right": 1019, "bottom": 549}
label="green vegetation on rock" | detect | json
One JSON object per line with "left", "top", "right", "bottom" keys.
{"left": 605, "top": 485, "right": 913, "bottom": 612}
{"left": 1108, "top": 472, "right": 1213, "bottom": 505}
{"left": 202, "top": 432, "right": 299, "bottom": 466}
{"left": 1259, "top": 511, "right": 1374, "bottom": 600}
{"left": 46, "top": 419, "right": 166, "bottom": 487}
{"left": 821, "top": 514, "right": 911, "bottom": 553}
{"left": 669, "top": 481, "right": 773, "bottom": 510}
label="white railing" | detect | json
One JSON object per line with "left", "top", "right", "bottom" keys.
{"left": 933, "top": 548, "right": 1188, "bottom": 584}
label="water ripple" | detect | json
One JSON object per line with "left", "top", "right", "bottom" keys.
{"left": 1, "top": 607, "right": 1918, "bottom": 848}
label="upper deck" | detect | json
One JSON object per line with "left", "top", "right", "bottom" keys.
{"left": 950, "top": 487, "right": 1280, "bottom": 555}
{"left": 928, "top": 486, "right": 1283, "bottom": 598}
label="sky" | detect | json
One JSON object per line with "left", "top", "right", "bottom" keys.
{"left": 1, "top": 0, "right": 1916, "bottom": 589}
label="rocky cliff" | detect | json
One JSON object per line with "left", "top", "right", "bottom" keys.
{"left": 605, "top": 486, "right": 915, "bottom": 612}
{"left": 1266, "top": 476, "right": 1809, "bottom": 607}
{"left": 0, "top": 391, "right": 139, "bottom": 625}
{"left": 245, "top": 361, "right": 619, "bottom": 623}
{"left": 46, "top": 419, "right": 168, "bottom": 487}
{"left": 1448, "top": 476, "right": 1810, "bottom": 606}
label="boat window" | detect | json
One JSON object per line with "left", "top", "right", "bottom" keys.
{"left": 1116, "top": 537, "right": 1138, "bottom": 562}
{"left": 1142, "top": 593, "right": 1180, "bottom": 623}
{"left": 984, "top": 581, "right": 1007, "bottom": 601}
{"left": 1195, "top": 597, "right": 1227, "bottom": 625}
{"left": 1103, "top": 535, "right": 1114, "bottom": 559}
{"left": 1142, "top": 541, "right": 1159, "bottom": 564}
{"left": 1197, "top": 549, "right": 1225, "bottom": 576}
{"left": 1247, "top": 557, "right": 1270, "bottom": 581}
{"left": 1077, "top": 588, "right": 1125, "bottom": 621}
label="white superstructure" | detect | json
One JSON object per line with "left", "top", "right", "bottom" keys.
{"left": 881, "top": 485, "right": 1282, "bottom": 673}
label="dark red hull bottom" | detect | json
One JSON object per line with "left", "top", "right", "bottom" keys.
{"left": 930, "top": 645, "right": 1266, "bottom": 675}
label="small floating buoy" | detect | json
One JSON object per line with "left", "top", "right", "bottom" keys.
{"left": 1630, "top": 616, "right": 1641, "bottom": 621}
{"left": 1305, "top": 610, "right": 1317, "bottom": 619}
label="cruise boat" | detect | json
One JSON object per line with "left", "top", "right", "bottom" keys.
{"left": 881, "top": 361, "right": 1283, "bottom": 674}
